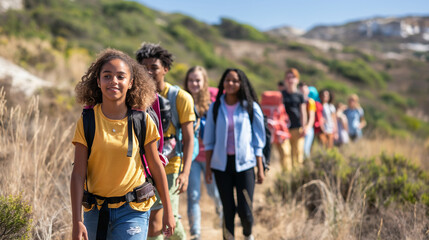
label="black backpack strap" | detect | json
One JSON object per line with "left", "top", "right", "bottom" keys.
{"left": 213, "top": 100, "right": 220, "bottom": 124}
{"left": 131, "top": 110, "right": 153, "bottom": 182}
{"left": 126, "top": 108, "right": 134, "bottom": 157}
{"left": 82, "top": 107, "right": 109, "bottom": 240}
{"left": 82, "top": 108, "right": 95, "bottom": 157}
{"left": 146, "top": 106, "right": 160, "bottom": 149}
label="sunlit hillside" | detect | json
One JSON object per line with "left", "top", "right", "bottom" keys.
{"left": 1, "top": 0, "right": 428, "bottom": 139}
{"left": 1, "top": 0, "right": 429, "bottom": 239}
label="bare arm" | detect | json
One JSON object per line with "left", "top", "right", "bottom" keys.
{"left": 70, "top": 143, "right": 89, "bottom": 240}
{"left": 306, "top": 110, "right": 315, "bottom": 133}
{"left": 256, "top": 156, "right": 264, "bottom": 184}
{"left": 360, "top": 116, "right": 367, "bottom": 129}
{"left": 145, "top": 140, "right": 175, "bottom": 237}
{"left": 175, "top": 121, "right": 194, "bottom": 194}
{"left": 332, "top": 111, "right": 338, "bottom": 139}
{"left": 205, "top": 150, "right": 213, "bottom": 184}
{"left": 342, "top": 115, "right": 349, "bottom": 132}
{"left": 300, "top": 103, "right": 307, "bottom": 135}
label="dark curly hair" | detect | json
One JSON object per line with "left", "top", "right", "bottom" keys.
{"left": 135, "top": 42, "right": 174, "bottom": 70}
{"left": 75, "top": 48, "right": 156, "bottom": 110}
{"left": 213, "top": 68, "right": 259, "bottom": 122}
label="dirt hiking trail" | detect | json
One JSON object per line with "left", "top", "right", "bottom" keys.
{"left": 178, "top": 153, "right": 283, "bottom": 240}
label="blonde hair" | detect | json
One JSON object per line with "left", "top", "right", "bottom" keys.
{"left": 75, "top": 48, "right": 156, "bottom": 110}
{"left": 184, "top": 66, "right": 210, "bottom": 115}
{"left": 348, "top": 94, "right": 361, "bottom": 109}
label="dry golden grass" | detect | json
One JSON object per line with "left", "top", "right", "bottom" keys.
{"left": 0, "top": 88, "right": 74, "bottom": 239}
{"left": 249, "top": 137, "right": 429, "bottom": 240}
{"left": 340, "top": 135, "right": 429, "bottom": 170}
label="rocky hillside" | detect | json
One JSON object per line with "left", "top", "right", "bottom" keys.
{"left": 304, "top": 16, "right": 429, "bottom": 43}
{"left": 267, "top": 16, "right": 429, "bottom": 53}
{"left": 0, "top": 0, "right": 22, "bottom": 12}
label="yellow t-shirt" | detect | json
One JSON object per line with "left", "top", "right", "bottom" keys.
{"left": 72, "top": 104, "right": 160, "bottom": 211}
{"left": 308, "top": 98, "right": 316, "bottom": 112}
{"left": 160, "top": 83, "right": 195, "bottom": 174}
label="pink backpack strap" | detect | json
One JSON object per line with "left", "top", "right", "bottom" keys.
{"left": 152, "top": 94, "right": 164, "bottom": 152}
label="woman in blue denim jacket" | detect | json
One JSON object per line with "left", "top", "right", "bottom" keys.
{"left": 204, "top": 68, "right": 265, "bottom": 240}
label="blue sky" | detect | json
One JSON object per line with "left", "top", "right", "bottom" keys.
{"left": 136, "top": 0, "right": 429, "bottom": 31}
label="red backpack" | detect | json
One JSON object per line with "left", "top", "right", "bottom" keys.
{"left": 208, "top": 87, "right": 218, "bottom": 102}
{"left": 313, "top": 101, "right": 324, "bottom": 134}
{"left": 260, "top": 91, "right": 290, "bottom": 144}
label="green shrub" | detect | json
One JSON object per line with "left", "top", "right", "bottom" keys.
{"left": 166, "top": 23, "right": 227, "bottom": 69}
{"left": 102, "top": 1, "right": 155, "bottom": 19}
{"left": 329, "top": 59, "right": 386, "bottom": 88}
{"left": 310, "top": 52, "right": 331, "bottom": 65}
{"left": 168, "top": 62, "right": 189, "bottom": 85}
{"left": 285, "top": 59, "right": 323, "bottom": 76}
{"left": 217, "top": 18, "right": 269, "bottom": 42}
{"left": 242, "top": 58, "right": 277, "bottom": 81}
{"left": 380, "top": 92, "right": 409, "bottom": 110}
{"left": 0, "top": 195, "right": 33, "bottom": 240}
{"left": 313, "top": 78, "right": 356, "bottom": 102}
{"left": 342, "top": 46, "right": 375, "bottom": 62}
{"left": 171, "top": 15, "right": 222, "bottom": 42}
{"left": 286, "top": 41, "right": 315, "bottom": 55}
{"left": 267, "top": 150, "right": 429, "bottom": 209}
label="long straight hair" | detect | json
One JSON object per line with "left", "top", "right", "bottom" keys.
{"left": 212, "top": 68, "right": 259, "bottom": 122}
{"left": 183, "top": 66, "right": 210, "bottom": 116}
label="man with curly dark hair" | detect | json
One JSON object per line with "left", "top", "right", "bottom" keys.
{"left": 136, "top": 43, "right": 195, "bottom": 240}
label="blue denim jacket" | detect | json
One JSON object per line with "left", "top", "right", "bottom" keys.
{"left": 203, "top": 95, "right": 265, "bottom": 172}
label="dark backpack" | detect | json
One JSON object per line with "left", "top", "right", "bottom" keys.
{"left": 212, "top": 101, "right": 271, "bottom": 172}
{"left": 160, "top": 85, "right": 200, "bottom": 162}
{"left": 158, "top": 95, "right": 171, "bottom": 134}
{"left": 261, "top": 115, "right": 271, "bottom": 171}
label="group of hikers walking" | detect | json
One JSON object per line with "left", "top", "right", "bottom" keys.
{"left": 70, "top": 43, "right": 365, "bottom": 240}
{"left": 266, "top": 69, "right": 366, "bottom": 172}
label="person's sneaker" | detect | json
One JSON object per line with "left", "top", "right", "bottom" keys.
{"left": 244, "top": 234, "right": 254, "bottom": 240}
{"left": 190, "top": 234, "right": 201, "bottom": 240}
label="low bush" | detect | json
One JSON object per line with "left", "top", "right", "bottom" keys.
{"left": 285, "top": 59, "right": 323, "bottom": 76}
{"left": 329, "top": 59, "right": 386, "bottom": 88}
{"left": 0, "top": 195, "right": 33, "bottom": 240}
{"left": 380, "top": 91, "right": 409, "bottom": 110}
{"left": 342, "top": 46, "right": 375, "bottom": 62}
{"left": 166, "top": 23, "right": 224, "bottom": 69}
{"left": 268, "top": 150, "right": 429, "bottom": 209}
{"left": 217, "top": 18, "right": 269, "bottom": 42}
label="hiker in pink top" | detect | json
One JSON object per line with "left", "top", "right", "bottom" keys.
{"left": 183, "top": 66, "right": 222, "bottom": 240}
